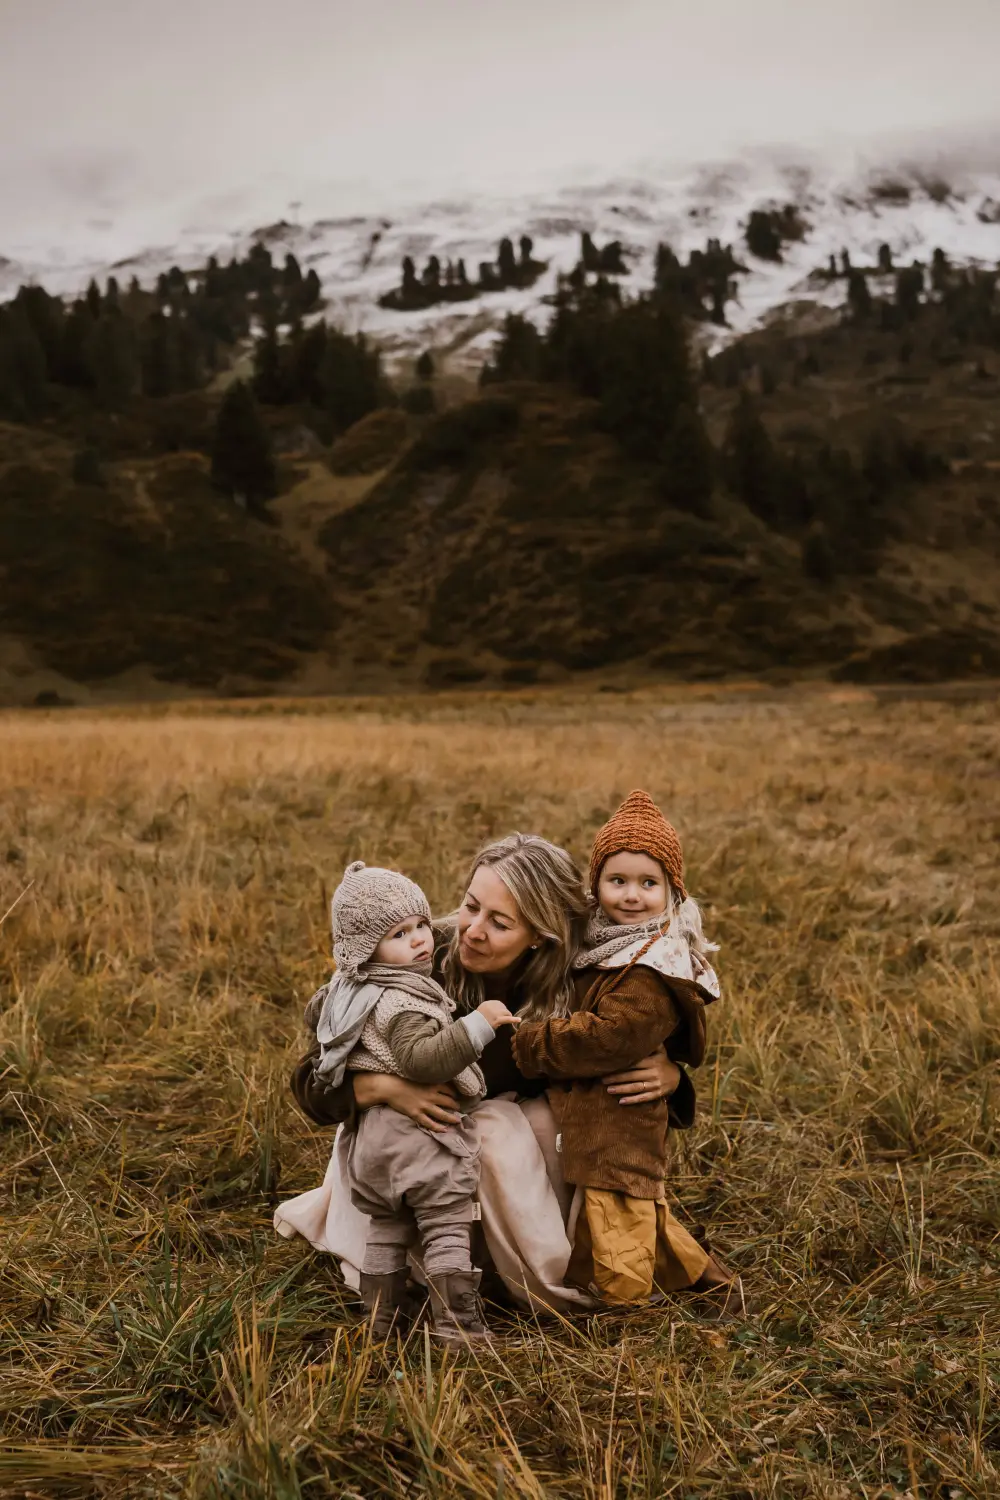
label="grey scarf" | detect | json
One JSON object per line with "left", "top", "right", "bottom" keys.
{"left": 572, "top": 908, "right": 668, "bottom": 971}
{"left": 310, "top": 960, "right": 453, "bottom": 1088}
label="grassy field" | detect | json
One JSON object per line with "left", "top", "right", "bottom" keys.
{"left": 0, "top": 686, "right": 997, "bottom": 1499}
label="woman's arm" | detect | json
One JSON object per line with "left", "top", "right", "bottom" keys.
{"left": 603, "top": 1047, "right": 682, "bottom": 1106}
{"left": 353, "top": 1071, "right": 463, "bottom": 1131}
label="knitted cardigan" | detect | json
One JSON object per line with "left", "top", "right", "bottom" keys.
{"left": 348, "top": 989, "right": 486, "bottom": 1100}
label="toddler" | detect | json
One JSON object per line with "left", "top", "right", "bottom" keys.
{"left": 513, "top": 790, "right": 733, "bottom": 1306}
{"left": 313, "top": 860, "right": 517, "bottom": 1343}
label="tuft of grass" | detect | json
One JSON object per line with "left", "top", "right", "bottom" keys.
{"left": 0, "top": 687, "right": 997, "bottom": 1497}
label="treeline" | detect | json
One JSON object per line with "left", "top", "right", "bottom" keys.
{"left": 251, "top": 320, "right": 389, "bottom": 434}
{"left": 379, "top": 235, "right": 547, "bottom": 312}
{"left": 721, "top": 392, "right": 947, "bottom": 581}
{"left": 482, "top": 279, "right": 714, "bottom": 511}
{"left": 0, "top": 245, "right": 324, "bottom": 421}
{"left": 840, "top": 247, "right": 1000, "bottom": 343}
{"left": 480, "top": 277, "right": 949, "bottom": 583}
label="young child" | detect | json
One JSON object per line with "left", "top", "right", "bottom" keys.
{"left": 313, "top": 860, "right": 517, "bottom": 1343}
{"left": 512, "top": 790, "right": 733, "bottom": 1307}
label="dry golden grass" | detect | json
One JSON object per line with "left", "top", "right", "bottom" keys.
{"left": 1, "top": 687, "right": 997, "bottom": 1499}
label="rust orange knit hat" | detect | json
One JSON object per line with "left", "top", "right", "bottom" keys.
{"left": 589, "top": 789, "right": 687, "bottom": 901}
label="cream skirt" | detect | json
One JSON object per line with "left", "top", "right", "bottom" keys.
{"left": 274, "top": 1094, "right": 595, "bottom": 1316}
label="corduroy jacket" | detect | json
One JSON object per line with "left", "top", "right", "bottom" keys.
{"left": 512, "top": 963, "right": 712, "bottom": 1199}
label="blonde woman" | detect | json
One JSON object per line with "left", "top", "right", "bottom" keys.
{"left": 275, "top": 833, "right": 698, "bottom": 1313}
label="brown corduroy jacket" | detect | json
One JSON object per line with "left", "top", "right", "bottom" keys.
{"left": 512, "top": 963, "right": 712, "bottom": 1199}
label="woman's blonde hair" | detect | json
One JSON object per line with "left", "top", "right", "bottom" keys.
{"left": 440, "top": 832, "right": 589, "bottom": 1020}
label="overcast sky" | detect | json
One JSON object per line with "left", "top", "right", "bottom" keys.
{"left": 2, "top": 0, "right": 1000, "bottom": 230}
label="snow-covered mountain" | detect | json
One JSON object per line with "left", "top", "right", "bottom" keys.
{"left": 3, "top": 147, "right": 999, "bottom": 374}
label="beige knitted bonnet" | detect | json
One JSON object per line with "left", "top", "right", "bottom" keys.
{"left": 330, "top": 860, "right": 432, "bottom": 978}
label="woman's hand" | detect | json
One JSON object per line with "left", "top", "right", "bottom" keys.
{"left": 603, "top": 1045, "right": 681, "bottom": 1106}
{"left": 353, "top": 1072, "right": 462, "bottom": 1131}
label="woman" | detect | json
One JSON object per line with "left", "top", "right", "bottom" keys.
{"left": 275, "top": 833, "right": 717, "bottom": 1313}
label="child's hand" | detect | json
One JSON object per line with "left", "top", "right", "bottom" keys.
{"left": 477, "top": 1000, "right": 521, "bottom": 1029}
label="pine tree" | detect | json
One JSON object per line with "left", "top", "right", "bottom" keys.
{"left": 105, "top": 276, "right": 120, "bottom": 308}
{"left": 140, "top": 312, "right": 176, "bottom": 398}
{"left": 931, "top": 247, "right": 950, "bottom": 294}
{"left": 895, "top": 264, "right": 924, "bottom": 321}
{"left": 415, "top": 349, "right": 435, "bottom": 381}
{"left": 253, "top": 322, "right": 287, "bottom": 404}
{"left": 456, "top": 259, "right": 468, "bottom": 286}
{"left": 320, "top": 330, "right": 384, "bottom": 432}
{"left": 86, "top": 278, "right": 103, "bottom": 318}
{"left": 877, "top": 243, "right": 893, "bottom": 274}
{"left": 402, "top": 256, "right": 418, "bottom": 296}
{"left": 422, "top": 256, "right": 441, "bottom": 289}
{"left": 724, "top": 390, "right": 778, "bottom": 522}
{"left": 58, "top": 301, "right": 96, "bottom": 387}
{"left": 480, "top": 313, "right": 542, "bottom": 383}
{"left": 847, "top": 269, "right": 872, "bottom": 321}
{"left": 211, "top": 380, "right": 276, "bottom": 512}
{"left": 519, "top": 234, "right": 534, "bottom": 265}
{"left": 660, "top": 403, "right": 714, "bottom": 515}
{"left": 92, "top": 310, "right": 136, "bottom": 409}
{"left": 746, "top": 211, "right": 782, "bottom": 261}
{"left": 0, "top": 308, "right": 47, "bottom": 419}
{"left": 283, "top": 253, "right": 303, "bottom": 290}
{"left": 580, "top": 233, "right": 598, "bottom": 273}
{"left": 302, "top": 268, "right": 322, "bottom": 311}
{"left": 497, "top": 238, "right": 517, "bottom": 283}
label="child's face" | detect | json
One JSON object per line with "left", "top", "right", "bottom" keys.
{"left": 598, "top": 852, "right": 669, "bottom": 925}
{"left": 373, "top": 914, "right": 434, "bottom": 966}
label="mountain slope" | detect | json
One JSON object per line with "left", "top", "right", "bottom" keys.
{"left": 3, "top": 150, "right": 999, "bottom": 377}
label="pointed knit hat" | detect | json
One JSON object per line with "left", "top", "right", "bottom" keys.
{"left": 330, "top": 860, "right": 432, "bottom": 978}
{"left": 588, "top": 789, "right": 687, "bottom": 901}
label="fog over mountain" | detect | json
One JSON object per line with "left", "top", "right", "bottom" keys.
{"left": 2, "top": 0, "right": 1000, "bottom": 270}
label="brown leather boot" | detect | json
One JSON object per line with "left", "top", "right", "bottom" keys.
{"left": 359, "top": 1270, "right": 411, "bottom": 1340}
{"left": 427, "top": 1269, "right": 489, "bottom": 1345}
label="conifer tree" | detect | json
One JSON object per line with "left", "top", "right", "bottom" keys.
{"left": 847, "top": 269, "right": 872, "bottom": 321}
{"left": 140, "top": 312, "right": 176, "bottom": 398}
{"left": 745, "top": 211, "right": 782, "bottom": 261}
{"left": 0, "top": 309, "right": 47, "bottom": 419}
{"left": 211, "top": 380, "right": 276, "bottom": 512}
{"left": 456, "top": 259, "right": 468, "bottom": 285}
{"left": 415, "top": 349, "right": 435, "bottom": 381}
{"left": 519, "top": 234, "right": 534, "bottom": 265}
{"left": 92, "top": 310, "right": 136, "bottom": 409}
{"left": 498, "top": 238, "right": 517, "bottom": 282}
{"left": 931, "top": 247, "right": 950, "bottom": 294}
{"left": 895, "top": 264, "right": 924, "bottom": 320}
{"left": 402, "top": 257, "right": 418, "bottom": 296}
{"left": 877, "top": 243, "right": 893, "bottom": 274}
{"left": 660, "top": 403, "right": 714, "bottom": 515}
{"left": 302, "top": 268, "right": 322, "bottom": 310}
{"left": 253, "top": 322, "right": 287, "bottom": 404}
{"left": 724, "top": 390, "right": 778, "bottom": 522}
{"left": 86, "top": 279, "right": 103, "bottom": 318}
{"left": 105, "top": 276, "right": 120, "bottom": 308}
{"left": 283, "top": 253, "right": 303, "bottom": 289}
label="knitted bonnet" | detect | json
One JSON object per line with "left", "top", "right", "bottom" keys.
{"left": 588, "top": 789, "right": 687, "bottom": 901}
{"left": 330, "top": 860, "right": 432, "bottom": 978}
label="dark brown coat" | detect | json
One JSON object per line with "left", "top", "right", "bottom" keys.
{"left": 512, "top": 963, "right": 712, "bottom": 1199}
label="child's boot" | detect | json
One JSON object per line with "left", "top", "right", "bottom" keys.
{"left": 360, "top": 1270, "right": 411, "bottom": 1340}
{"left": 427, "top": 1269, "right": 488, "bottom": 1345}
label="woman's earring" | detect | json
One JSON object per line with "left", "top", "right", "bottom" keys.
{"left": 530, "top": 943, "right": 539, "bottom": 950}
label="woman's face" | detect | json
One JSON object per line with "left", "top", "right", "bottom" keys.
{"left": 457, "top": 865, "right": 538, "bottom": 974}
